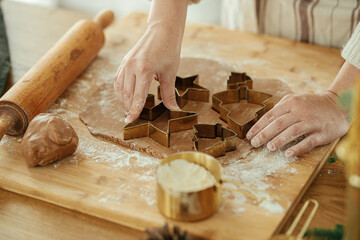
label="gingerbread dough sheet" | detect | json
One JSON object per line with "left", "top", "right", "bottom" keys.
{"left": 80, "top": 57, "right": 292, "bottom": 160}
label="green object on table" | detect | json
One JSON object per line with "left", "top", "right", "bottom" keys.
{"left": 327, "top": 155, "right": 338, "bottom": 164}
{"left": 0, "top": 5, "right": 11, "bottom": 96}
{"left": 303, "top": 224, "right": 344, "bottom": 240}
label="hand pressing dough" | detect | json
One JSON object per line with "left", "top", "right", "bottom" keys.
{"left": 22, "top": 113, "right": 79, "bottom": 167}
{"left": 80, "top": 57, "right": 292, "bottom": 161}
{"left": 80, "top": 57, "right": 238, "bottom": 158}
{"left": 157, "top": 159, "right": 216, "bottom": 192}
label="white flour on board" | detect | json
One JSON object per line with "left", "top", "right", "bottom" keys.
{"left": 223, "top": 147, "right": 297, "bottom": 191}
{"left": 73, "top": 137, "right": 160, "bottom": 170}
{"left": 259, "top": 200, "right": 284, "bottom": 214}
{"left": 50, "top": 132, "right": 296, "bottom": 213}
{"left": 0, "top": 135, "right": 20, "bottom": 154}
{"left": 222, "top": 146, "right": 297, "bottom": 213}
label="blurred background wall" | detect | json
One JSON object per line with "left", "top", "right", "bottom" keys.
{"left": 8, "top": 0, "right": 221, "bottom": 25}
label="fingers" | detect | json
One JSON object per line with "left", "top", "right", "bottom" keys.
{"left": 123, "top": 73, "right": 136, "bottom": 114}
{"left": 266, "top": 122, "right": 313, "bottom": 151}
{"left": 114, "top": 67, "right": 126, "bottom": 110}
{"left": 246, "top": 100, "right": 291, "bottom": 141}
{"left": 115, "top": 63, "right": 179, "bottom": 124}
{"left": 125, "top": 73, "right": 153, "bottom": 124}
{"left": 243, "top": 92, "right": 348, "bottom": 157}
{"left": 159, "top": 74, "right": 181, "bottom": 111}
{"left": 249, "top": 113, "right": 298, "bottom": 148}
{"left": 284, "top": 133, "right": 324, "bottom": 157}
{"left": 277, "top": 94, "right": 293, "bottom": 104}
{"left": 120, "top": 71, "right": 179, "bottom": 124}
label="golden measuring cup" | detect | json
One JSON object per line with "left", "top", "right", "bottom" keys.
{"left": 156, "top": 151, "right": 282, "bottom": 221}
{"left": 156, "top": 152, "right": 283, "bottom": 221}
{"left": 156, "top": 152, "right": 222, "bottom": 221}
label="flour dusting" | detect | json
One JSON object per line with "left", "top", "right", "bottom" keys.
{"left": 50, "top": 130, "right": 297, "bottom": 212}
{"left": 224, "top": 147, "right": 297, "bottom": 191}
{"left": 259, "top": 200, "right": 284, "bottom": 213}
{"left": 73, "top": 138, "right": 159, "bottom": 170}
{"left": 221, "top": 146, "right": 297, "bottom": 213}
{"left": 51, "top": 135, "right": 160, "bottom": 206}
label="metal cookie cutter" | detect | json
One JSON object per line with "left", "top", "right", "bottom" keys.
{"left": 158, "top": 75, "right": 210, "bottom": 108}
{"left": 157, "top": 152, "right": 283, "bottom": 221}
{"left": 123, "top": 94, "right": 198, "bottom": 147}
{"left": 227, "top": 72, "right": 253, "bottom": 90}
{"left": 212, "top": 86, "right": 273, "bottom": 138}
{"left": 193, "top": 123, "right": 237, "bottom": 157}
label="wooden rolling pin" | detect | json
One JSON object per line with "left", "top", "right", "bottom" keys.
{"left": 0, "top": 9, "right": 114, "bottom": 141}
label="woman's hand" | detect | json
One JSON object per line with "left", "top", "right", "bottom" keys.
{"left": 246, "top": 91, "right": 349, "bottom": 157}
{"left": 247, "top": 60, "right": 360, "bottom": 157}
{"left": 114, "top": 25, "right": 181, "bottom": 123}
{"left": 114, "top": 0, "right": 188, "bottom": 124}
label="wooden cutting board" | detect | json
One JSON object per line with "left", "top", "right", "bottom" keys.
{"left": 0, "top": 10, "right": 344, "bottom": 240}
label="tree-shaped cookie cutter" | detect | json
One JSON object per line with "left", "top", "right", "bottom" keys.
{"left": 212, "top": 73, "right": 273, "bottom": 139}
{"left": 193, "top": 123, "right": 237, "bottom": 157}
{"left": 227, "top": 72, "right": 253, "bottom": 90}
{"left": 157, "top": 75, "right": 210, "bottom": 108}
{"left": 123, "top": 94, "right": 198, "bottom": 147}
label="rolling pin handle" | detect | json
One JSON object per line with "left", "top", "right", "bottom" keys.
{"left": 94, "top": 10, "right": 114, "bottom": 29}
{"left": 0, "top": 113, "right": 15, "bottom": 141}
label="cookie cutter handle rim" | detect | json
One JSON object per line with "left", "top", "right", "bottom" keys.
{"left": 285, "top": 199, "right": 319, "bottom": 239}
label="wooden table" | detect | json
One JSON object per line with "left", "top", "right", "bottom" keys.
{"left": 0, "top": 1, "right": 346, "bottom": 239}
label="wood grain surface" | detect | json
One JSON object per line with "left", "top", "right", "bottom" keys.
{"left": 0, "top": 189, "right": 145, "bottom": 240}
{"left": 0, "top": 1, "right": 346, "bottom": 240}
{"left": 281, "top": 155, "right": 346, "bottom": 235}
{"left": 0, "top": 160, "right": 344, "bottom": 240}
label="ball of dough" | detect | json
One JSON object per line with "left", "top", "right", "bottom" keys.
{"left": 21, "top": 113, "right": 79, "bottom": 167}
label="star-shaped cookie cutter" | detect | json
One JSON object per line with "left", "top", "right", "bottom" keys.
{"left": 157, "top": 75, "right": 210, "bottom": 108}
{"left": 212, "top": 85, "right": 273, "bottom": 139}
{"left": 123, "top": 94, "right": 198, "bottom": 147}
{"left": 193, "top": 123, "right": 237, "bottom": 157}
{"left": 227, "top": 72, "right": 253, "bottom": 90}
